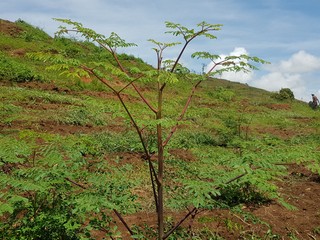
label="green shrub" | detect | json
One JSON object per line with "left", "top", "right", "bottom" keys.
{"left": 214, "top": 86, "right": 235, "bottom": 102}
{"left": 170, "top": 131, "right": 219, "bottom": 149}
{"left": 52, "top": 37, "right": 84, "bottom": 58}
{"left": 61, "top": 106, "right": 107, "bottom": 126}
{"left": 0, "top": 133, "right": 139, "bottom": 239}
{"left": 218, "top": 182, "right": 271, "bottom": 207}
{"left": 15, "top": 19, "right": 51, "bottom": 42}
{"left": 64, "top": 45, "right": 83, "bottom": 58}
{"left": 0, "top": 54, "right": 43, "bottom": 82}
{"left": 0, "top": 103, "right": 22, "bottom": 125}
{"left": 272, "top": 88, "right": 295, "bottom": 101}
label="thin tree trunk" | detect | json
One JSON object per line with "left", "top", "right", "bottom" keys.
{"left": 157, "top": 88, "right": 164, "bottom": 240}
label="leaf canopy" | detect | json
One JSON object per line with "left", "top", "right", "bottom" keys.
{"left": 54, "top": 18, "right": 137, "bottom": 52}
{"left": 165, "top": 21, "right": 222, "bottom": 41}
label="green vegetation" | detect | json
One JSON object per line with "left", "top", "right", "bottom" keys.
{"left": 0, "top": 53, "right": 43, "bottom": 82}
{"left": 0, "top": 19, "right": 319, "bottom": 239}
{"left": 272, "top": 87, "right": 295, "bottom": 101}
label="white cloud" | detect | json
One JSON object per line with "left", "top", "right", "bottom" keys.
{"left": 252, "top": 51, "right": 320, "bottom": 101}
{"left": 251, "top": 72, "right": 308, "bottom": 100}
{"left": 252, "top": 72, "right": 302, "bottom": 91}
{"left": 204, "top": 49, "right": 320, "bottom": 102}
{"left": 205, "top": 47, "right": 254, "bottom": 83}
{"left": 267, "top": 50, "right": 320, "bottom": 73}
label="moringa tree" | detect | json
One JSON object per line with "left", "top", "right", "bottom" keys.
{"left": 31, "top": 19, "right": 269, "bottom": 239}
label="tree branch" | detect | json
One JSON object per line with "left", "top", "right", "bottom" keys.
{"left": 224, "top": 172, "right": 248, "bottom": 185}
{"left": 113, "top": 209, "right": 134, "bottom": 235}
{"left": 82, "top": 65, "right": 161, "bottom": 209}
{"left": 65, "top": 177, "right": 87, "bottom": 189}
{"left": 148, "top": 159, "right": 159, "bottom": 212}
{"left": 118, "top": 76, "right": 142, "bottom": 93}
{"left": 170, "top": 27, "right": 209, "bottom": 73}
{"left": 117, "top": 76, "right": 157, "bottom": 114}
{"left": 163, "top": 80, "right": 202, "bottom": 147}
{"left": 163, "top": 207, "right": 197, "bottom": 239}
{"left": 131, "top": 83, "right": 158, "bottom": 114}
{"left": 65, "top": 177, "right": 134, "bottom": 237}
{"left": 82, "top": 66, "right": 150, "bottom": 159}
{"left": 81, "top": 66, "right": 118, "bottom": 93}
{"left": 163, "top": 171, "right": 248, "bottom": 239}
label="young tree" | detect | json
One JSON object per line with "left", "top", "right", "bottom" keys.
{"left": 31, "top": 19, "right": 269, "bottom": 239}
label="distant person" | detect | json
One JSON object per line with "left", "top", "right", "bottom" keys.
{"left": 310, "top": 94, "right": 319, "bottom": 109}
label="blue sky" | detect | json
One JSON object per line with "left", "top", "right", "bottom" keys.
{"left": 1, "top": 0, "right": 320, "bottom": 101}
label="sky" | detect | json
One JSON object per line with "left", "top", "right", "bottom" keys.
{"left": 1, "top": 0, "right": 320, "bottom": 102}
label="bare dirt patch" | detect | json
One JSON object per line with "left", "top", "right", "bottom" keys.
{"left": 169, "top": 149, "right": 197, "bottom": 162}
{"left": 264, "top": 103, "right": 291, "bottom": 110}
{"left": 17, "top": 81, "right": 140, "bottom": 103}
{"left": 0, "top": 19, "right": 23, "bottom": 36}
{"left": 0, "top": 120, "right": 125, "bottom": 135}
{"left": 252, "top": 164, "right": 320, "bottom": 239}
{"left": 291, "top": 116, "right": 316, "bottom": 124}
{"left": 19, "top": 81, "right": 71, "bottom": 93}
{"left": 10, "top": 48, "right": 27, "bottom": 57}
{"left": 251, "top": 125, "right": 312, "bottom": 139}
{"left": 110, "top": 164, "right": 320, "bottom": 239}
{"left": 16, "top": 101, "right": 68, "bottom": 111}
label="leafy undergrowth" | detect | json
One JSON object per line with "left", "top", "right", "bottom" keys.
{"left": 1, "top": 81, "right": 319, "bottom": 239}
{"left": 0, "top": 19, "right": 320, "bottom": 239}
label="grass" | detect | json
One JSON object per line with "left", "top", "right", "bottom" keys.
{"left": 0, "top": 19, "right": 320, "bottom": 239}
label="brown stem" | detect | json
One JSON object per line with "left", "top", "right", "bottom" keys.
{"left": 187, "top": 208, "right": 198, "bottom": 236}
{"left": 64, "top": 29, "right": 127, "bottom": 74}
{"left": 65, "top": 177, "right": 134, "bottom": 237}
{"left": 224, "top": 172, "right": 248, "bottom": 185}
{"left": 118, "top": 76, "right": 142, "bottom": 93}
{"left": 65, "top": 177, "right": 86, "bottom": 189}
{"left": 82, "top": 65, "right": 160, "bottom": 212}
{"left": 163, "top": 171, "right": 248, "bottom": 239}
{"left": 163, "top": 207, "right": 197, "bottom": 239}
{"left": 110, "top": 50, "right": 127, "bottom": 74}
{"left": 132, "top": 82, "right": 157, "bottom": 113}
{"left": 163, "top": 80, "right": 202, "bottom": 147}
{"left": 170, "top": 39, "right": 191, "bottom": 73}
{"left": 81, "top": 66, "right": 118, "bottom": 93}
{"left": 207, "top": 59, "right": 231, "bottom": 75}
{"left": 116, "top": 93, "right": 150, "bottom": 157}
{"left": 82, "top": 66, "right": 150, "bottom": 158}
{"left": 170, "top": 27, "right": 210, "bottom": 74}
{"left": 157, "top": 88, "right": 165, "bottom": 240}
{"left": 92, "top": 39, "right": 126, "bottom": 74}
{"left": 148, "top": 159, "right": 159, "bottom": 212}
{"left": 113, "top": 209, "right": 134, "bottom": 235}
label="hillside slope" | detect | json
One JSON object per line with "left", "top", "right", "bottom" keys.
{"left": 0, "top": 19, "right": 320, "bottom": 239}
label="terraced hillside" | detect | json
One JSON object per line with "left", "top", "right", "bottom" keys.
{"left": 0, "top": 19, "right": 319, "bottom": 239}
